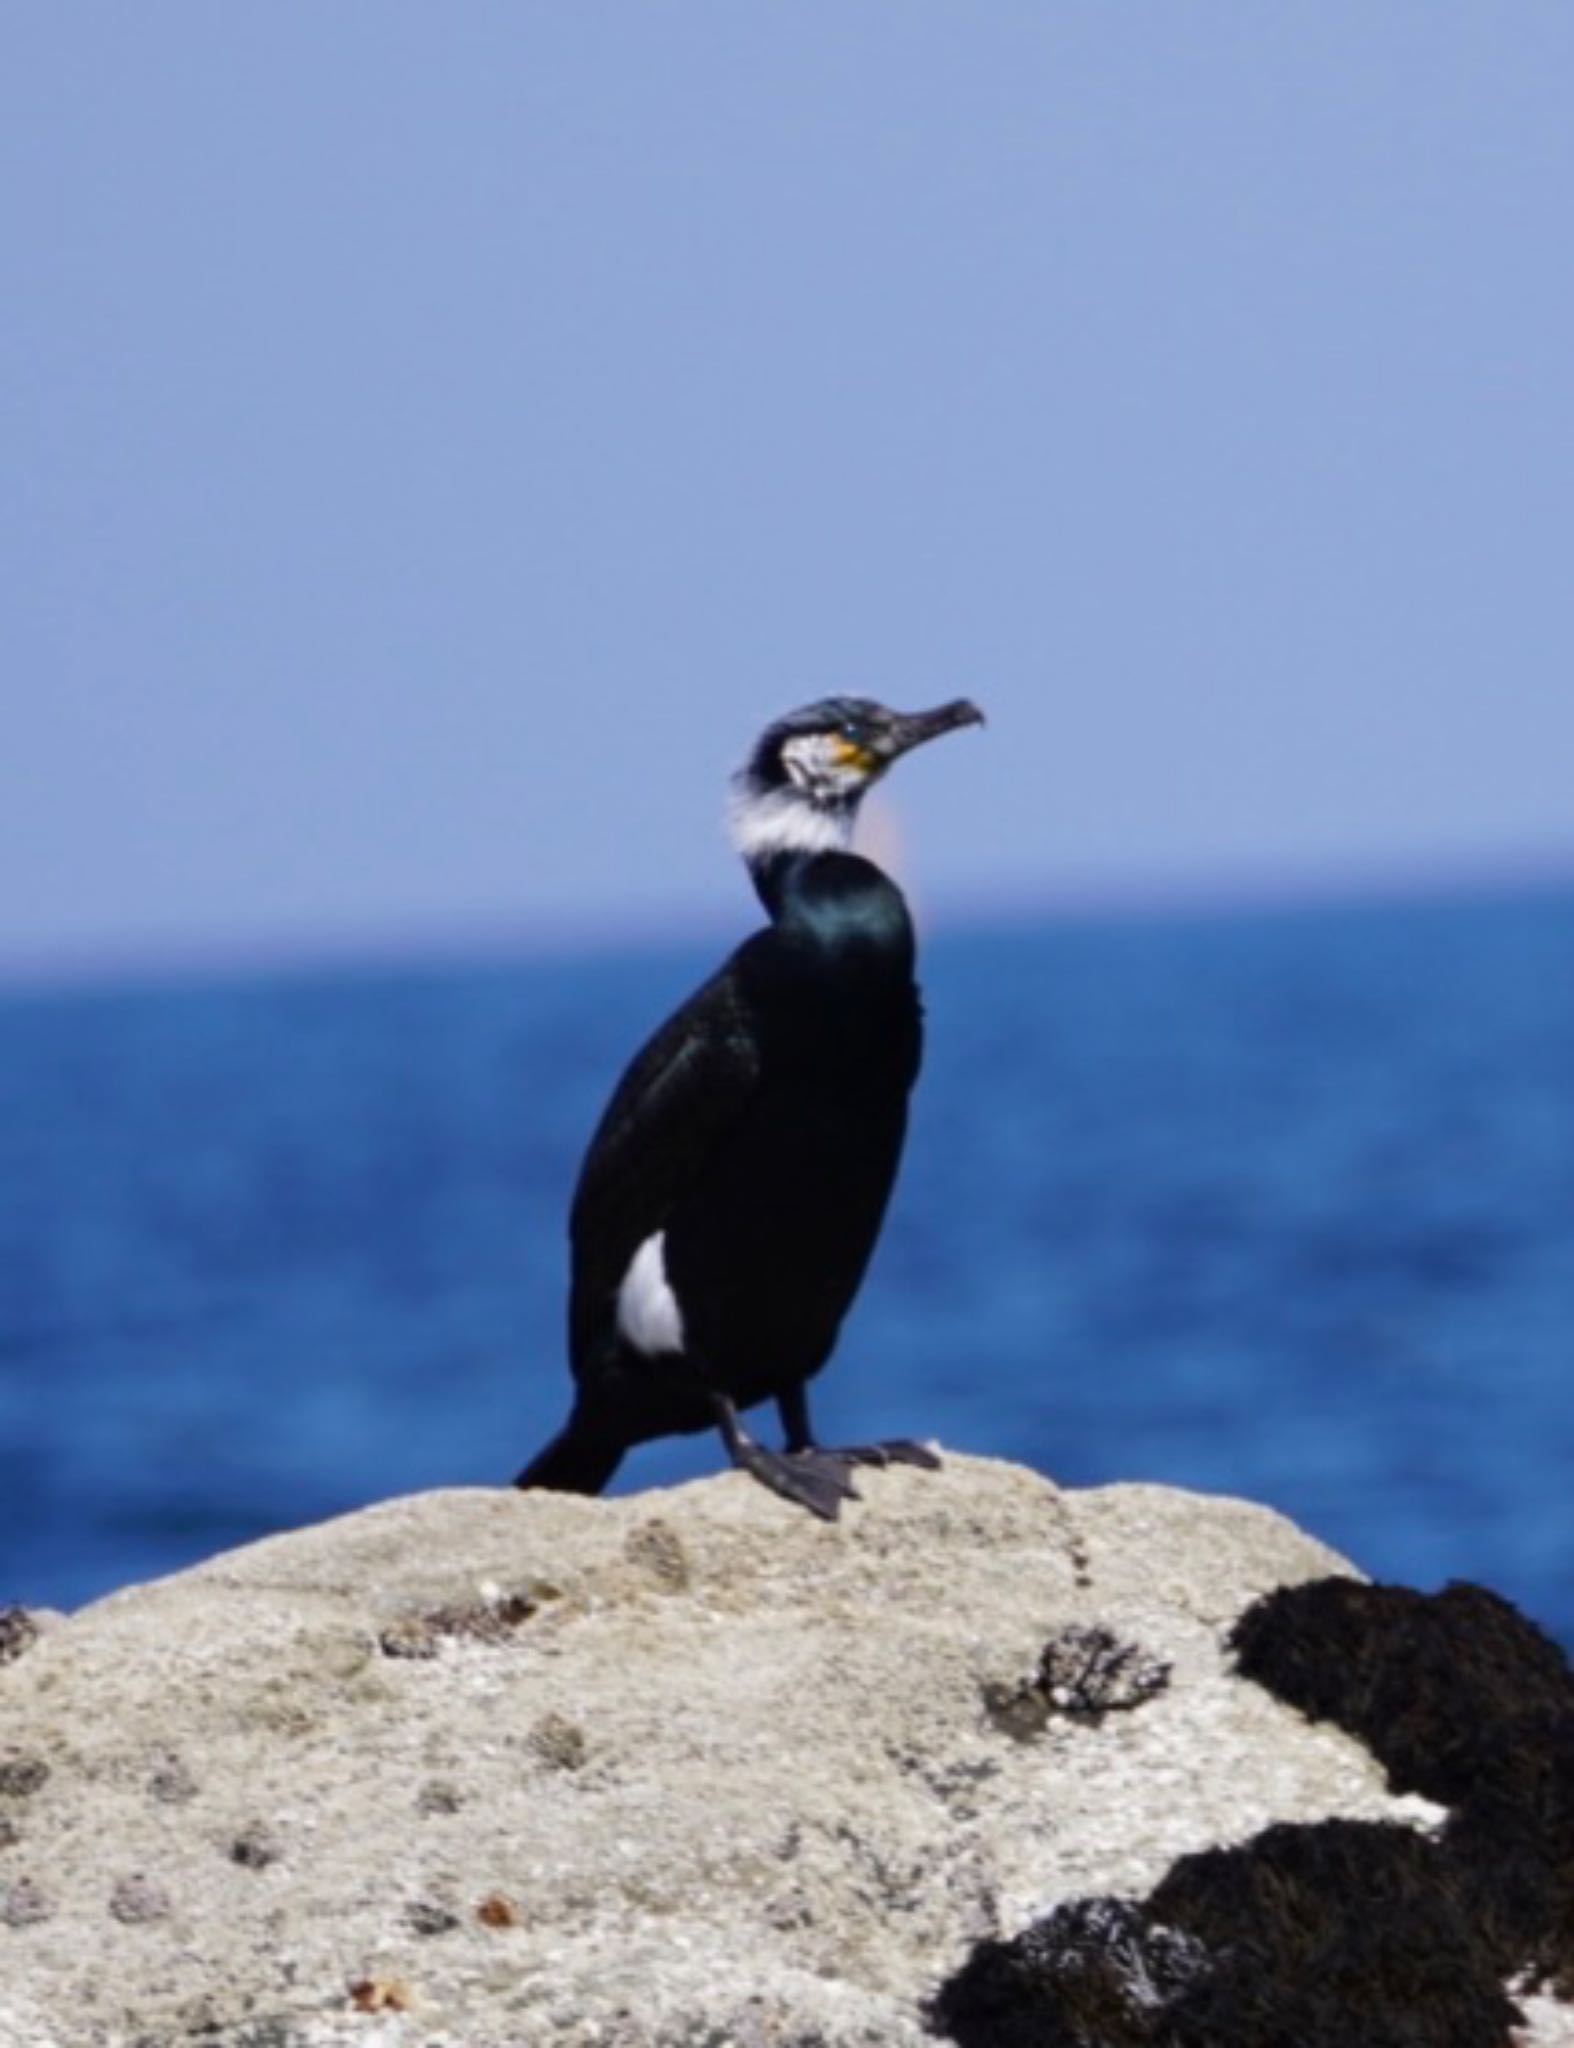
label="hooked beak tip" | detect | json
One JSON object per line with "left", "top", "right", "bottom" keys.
{"left": 894, "top": 698, "right": 987, "bottom": 753}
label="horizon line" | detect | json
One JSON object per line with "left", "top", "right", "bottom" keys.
{"left": 1, "top": 848, "right": 1571, "bottom": 1000}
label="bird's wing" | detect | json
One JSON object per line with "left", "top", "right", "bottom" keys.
{"left": 567, "top": 958, "right": 762, "bottom": 1369}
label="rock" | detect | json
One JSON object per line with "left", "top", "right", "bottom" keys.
{"left": 107, "top": 1871, "right": 174, "bottom": 1925}
{"left": 0, "top": 1607, "right": 43, "bottom": 1666}
{"left": 0, "top": 1455, "right": 1544, "bottom": 2046}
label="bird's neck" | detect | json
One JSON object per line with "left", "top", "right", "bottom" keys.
{"left": 729, "top": 778, "right": 855, "bottom": 872}
{"left": 730, "top": 780, "right": 913, "bottom": 958}
{"left": 729, "top": 778, "right": 860, "bottom": 911}
{"left": 746, "top": 848, "right": 914, "bottom": 966}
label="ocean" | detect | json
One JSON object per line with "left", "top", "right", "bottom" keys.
{"left": 2, "top": 887, "right": 1571, "bottom": 1644}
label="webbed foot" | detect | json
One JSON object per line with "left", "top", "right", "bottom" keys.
{"left": 711, "top": 1395, "right": 863, "bottom": 1521}
{"left": 738, "top": 1442, "right": 864, "bottom": 1521}
{"left": 819, "top": 1438, "right": 943, "bottom": 1472}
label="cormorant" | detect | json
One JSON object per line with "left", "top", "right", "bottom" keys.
{"left": 515, "top": 695, "right": 984, "bottom": 1520}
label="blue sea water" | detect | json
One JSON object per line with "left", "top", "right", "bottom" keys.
{"left": 1, "top": 888, "right": 1571, "bottom": 1644}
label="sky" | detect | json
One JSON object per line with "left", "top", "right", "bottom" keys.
{"left": 3, "top": 3, "right": 1573, "bottom": 983}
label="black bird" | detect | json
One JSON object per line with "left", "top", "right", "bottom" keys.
{"left": 515, "top": 695, "right": 984, "bottom": 1520}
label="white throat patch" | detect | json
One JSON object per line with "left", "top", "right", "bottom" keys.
{"left": 727, "top": 780, "right": 854, "bottom": 863}
{"left": 729, "top": 733, "right": 868, "bottom": 863}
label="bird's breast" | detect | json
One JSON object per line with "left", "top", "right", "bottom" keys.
{"left": 666, "top": 967, "right": 917, "bottom": 1328}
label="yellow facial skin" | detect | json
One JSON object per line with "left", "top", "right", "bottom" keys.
{"left": 830, "top": 736, "right": 881, "bottom": 779}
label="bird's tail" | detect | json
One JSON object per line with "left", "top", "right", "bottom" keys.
{"left": 514, "top": 1411, "right": 627, "bottom": 1497}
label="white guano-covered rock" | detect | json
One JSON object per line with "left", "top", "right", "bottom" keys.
{"left": 0, "top": 1457, "right": 1421, "bottom": 2047}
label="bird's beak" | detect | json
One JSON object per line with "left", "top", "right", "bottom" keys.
{"left": 884, "top": 699, "right": 987, "bottom": 760}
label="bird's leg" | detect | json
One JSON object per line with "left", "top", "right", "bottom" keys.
{"left": 710, "top": 1393, "right": 859, "bottom": 1522}
{"left": 777, "top": 1383, "right": 943, "bottom": 1474}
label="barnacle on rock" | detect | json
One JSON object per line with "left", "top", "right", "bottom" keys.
{"left": 528, "top": 1711, "right": 588, "bottom": 1772}
{"left": 230, "top": 1823, "right": 284, "bottom": 1870}
{"left": 109, "top": 1872, "right": 173, "bottom": 1925}
{"left": 404, "top": 1898, "right": 460, "bottom": 1937}
{"left": 147, "top": 1752, "right": 199, "bottom": 1804}
{"left": 0, "top": 1877, "right": 52, "bottom": 1927}
{"left": 985, "top": 1626, "right": 1171, "bottom": 1739}
{"left": 0, "top": 1756, "right": 49, "bottom": 1799}
{"left": 624, "top": 1518, "right": 691, "bottom": 1591}
{"left": 378, "top": 1587, "right": 541, "bottom": 1658}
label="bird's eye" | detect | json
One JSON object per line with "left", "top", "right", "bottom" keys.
{"left": 839, "top": 721, "right": 864, "bottom": 746}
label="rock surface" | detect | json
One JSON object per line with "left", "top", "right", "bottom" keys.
{"left": 0, "top": 1457, "right": 1478, "bottom": 2045}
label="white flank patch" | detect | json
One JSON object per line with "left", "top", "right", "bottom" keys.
{"left": 727, "top": 781, "right": 854, "bottom": 863}
{"left": 616, "top": 1231, "right": 687, "bottom": 1356}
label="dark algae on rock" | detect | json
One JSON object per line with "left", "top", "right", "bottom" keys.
{"left": 928, "top": 1897, "right": 1211, "bottom": 2048}
{"left": 931, "top": 1822, "right": 1516, "bottom": 2048}
{"left": 932, "top": 1575, "right": 1574, "bottom": 2046}
{"left": 1233, "top": 1576, "right": 1574, "bottom": 2001}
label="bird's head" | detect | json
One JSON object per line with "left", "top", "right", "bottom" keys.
{"left": 728, "top": 696, "right": 985, "bottom": 868}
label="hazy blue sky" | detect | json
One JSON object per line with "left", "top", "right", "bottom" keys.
{"left": 4, "top": 4, "right": 1572, "bottom": 980}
